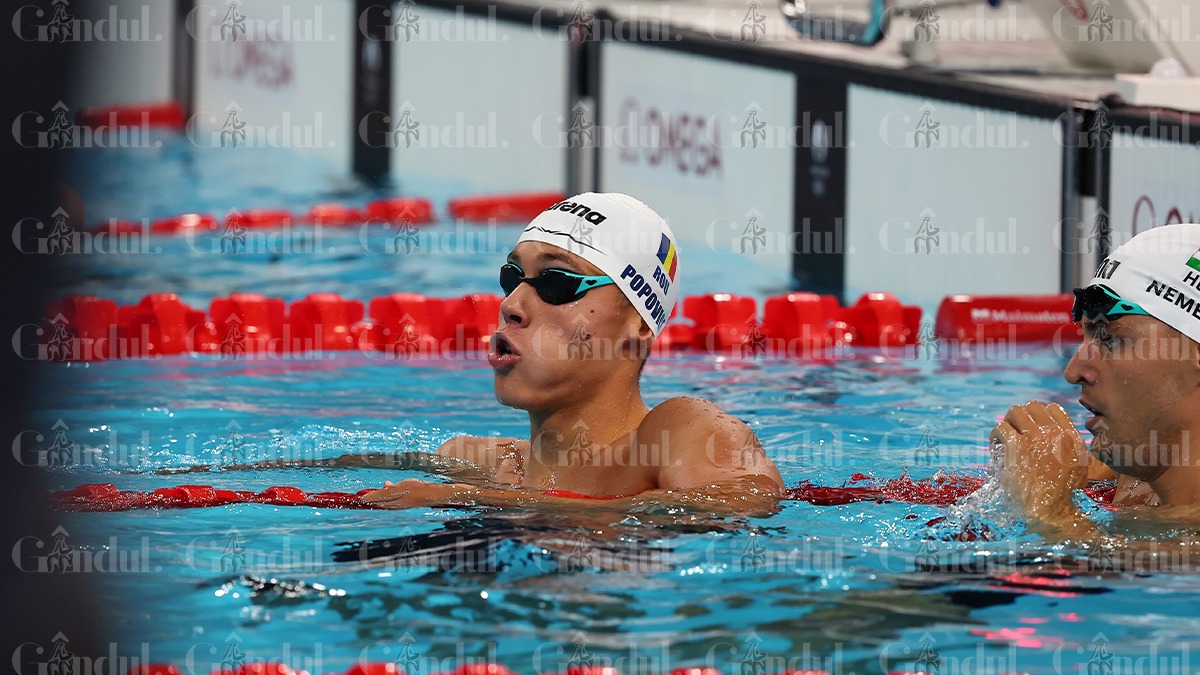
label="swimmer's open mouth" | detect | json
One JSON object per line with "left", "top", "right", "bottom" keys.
{"left": 494, "top": 334, "right": 516, "bottom": 357}
{"left": 488, "top": 332, "right": 520, "bottom": 370}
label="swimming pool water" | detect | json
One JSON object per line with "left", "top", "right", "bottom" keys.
{"left": 28, "top": 137, "right": 1200, "bottom": 675}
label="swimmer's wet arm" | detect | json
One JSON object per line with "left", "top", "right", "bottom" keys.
{"left": 992, "top": 401, "right": 1104, "bottom": 541}
{"left": 360, "top": 475, "right": 781, "bottom": 516}
{"left": 154, "top": 452, "right": 484, "bottom": 474}
{"left": 435, "top": 436, "right": 520, "bottom": 465}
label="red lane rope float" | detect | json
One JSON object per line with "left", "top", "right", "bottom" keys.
{"left": 154, "top": 213, "right": 219, "bottom": 234}
{"left": 90, "top": 213, "right": 219, "bottom": 235}
{"left": 935, "top": 294, "right": 1077, "bottom": 343}
{"left": 784, "top": 473, "right": 985, "bottom": 506}
{"left": 39, "top": 291, "right": 1093, "bottom": 361}
{"left": 76, "top": 101, "right": 186, "bottom": 130}
{"left": 48, "top": 477, "right": 1117, "bottom": 513}
{"left": 52, "top": 484, "right": 378, "bottom": 512}
{"left": 447, "top": 191, "right": 565, "bottom": 223}
{"left": 306, "top": 203, "right": 365, "bottom": 227}
{"left": 686, "top": 291, "right": 922, "bottom": 351}
{"left": 364, "top": 197, "right": 435, "bottom": 224}
{"left": 35, "top": 291, "right": 916, "bottom": 360}
{"left": 228, "top": 208, "right": 295, "bottom": 230}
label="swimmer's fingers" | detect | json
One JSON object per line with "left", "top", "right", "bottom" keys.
{"left": 1045, "top": 403, "right": 1089, "bottom": 471}
{"left": 991, "top": 422, "right": 1034, "bottom": 500}
{"left": 1023, "top": 402, "right": 1059, "bottom": 430}
{"left": 989, "top": 422, "right": 1023, "bottom": 469}
{"left": 361, "top": 478, "right": 422, "bottom": 506}
{"left": 1002, "top": 404, "right": 1038, "bottom": 434}
{"left": 1045, "top": 402, "right": 1076, "bottom": 431}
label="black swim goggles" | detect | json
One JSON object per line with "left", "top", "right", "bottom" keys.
{"left": 499, "top": 263, "right": 615, "bottom": 305}
{"left": 1071, "top": 284, "right": 1151, "bottom": 323}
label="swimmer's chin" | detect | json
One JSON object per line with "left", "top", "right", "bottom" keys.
{"left": 492, "top": 385, "right": 529, "bottom": 410}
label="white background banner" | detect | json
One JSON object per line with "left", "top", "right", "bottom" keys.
{"left": 389, "top": 5, "right": 569, "bottom": 196}
{"left": 58, "top": 0, "right": 175, "bottom": 110}
{"left": 846, "top": 85, "right": 1064, "bottom": 307}
{"left": 191, "top": 0, "right": 354, "bottom": 171}
{"left": 599, "top": 41, "right": 796, "bottom": 295}
{"left": 1109, "top": 132, "right": 1200, "bottom": 248}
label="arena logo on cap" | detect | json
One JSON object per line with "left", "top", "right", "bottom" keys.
{"left": 547, "top": 200, "right": 608, "bottom": 225}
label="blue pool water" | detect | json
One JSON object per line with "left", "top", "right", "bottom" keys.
{"left": 28, "top": 137, "right": 1200, "bottom": 675}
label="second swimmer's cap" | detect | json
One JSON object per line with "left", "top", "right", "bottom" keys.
{"left": 517, "top": 192, "right": 680, "bottom": 336}
{"left": 1083, "top": 222, "right": 1200, "bottom": 344}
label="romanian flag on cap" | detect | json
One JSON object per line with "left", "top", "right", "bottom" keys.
{"left": 656, "top": 233, "right": 678, "bottom": 281}
{"left": 1189, "top": 246, "right": 1200, "bottom": 273}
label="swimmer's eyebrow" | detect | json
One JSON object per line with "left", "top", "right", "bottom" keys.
{"left": 534, "top": 250, "right": 581, "bottom": 269}
{"left": 1081, "top": 317, "right": 1123, "bottom": 335}
{"left": 506, "top": 249, "right": 584, "bottom": 272}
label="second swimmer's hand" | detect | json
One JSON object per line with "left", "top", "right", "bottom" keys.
{"left": 361, "top": 478, "right": 478, "bottom": 509}
{"left": 991, "top": 401, "right": 1089, "bottom": 522}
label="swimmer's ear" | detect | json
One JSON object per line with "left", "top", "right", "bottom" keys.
{"left": 635, "top": 319, "right": 655, "bottom": 360}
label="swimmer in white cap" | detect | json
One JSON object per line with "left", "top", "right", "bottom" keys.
{"left": 364, "top": 193, "right": 784, "bottom": 512}
{"left": 993, "top": 223, "right": 1200, "bottom": 541}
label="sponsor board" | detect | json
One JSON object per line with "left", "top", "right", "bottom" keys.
{"left": 191, "top": 0, "right": 354, "bottom": 169}
{"left": 598, "top": 41, "right": 796, "bottom": 293}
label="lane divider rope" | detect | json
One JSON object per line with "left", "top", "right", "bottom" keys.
{"left": 35, "top": 291, "right": 1079, "bottom": 361}
{"left": 50, "top": 475, "right": 1115, "bottom": 512}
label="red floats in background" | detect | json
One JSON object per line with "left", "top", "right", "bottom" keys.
{"left": 684, "top": 294, "right": 758, "bottom": 351}
{"left": 447, "top": 192, "right": 565, "bottom": 223}
{"left": 226, "top": 209, "right": 294, "bottom": 230}
{"left": 209, "top": 293, "right": 287, "bottom": 355}
{"left": 762, "top": 292, "right": 848, "bottom": 349}
{"left": 288, "top": 293, "right": 365, "bottom": 351}
{"left": 75, "top": 101, "right": 186, "bottom": 130}
{"left": 442, "top": 294, "right": 503, "bottom": 352}
{"left": 364, "top": 293, "right": 443, "bottom": 355}
{"left": 840, "top": 292, "right": 923, "bottom": 348}
{"left": 118, "top": 294, "right": 211, "bottom": 356}
{"left": 364, "top": 197, "right": 435, "bottom": 225}
{"left": 935, "top": 294, "right": 1076, "bottom": 343}
{"left": 42, "top": 295, "right": 119, "bottom": 361}
{"left": 306, "top": 203, "right": 365, "bottom": 227}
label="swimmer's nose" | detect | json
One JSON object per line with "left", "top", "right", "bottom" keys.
{"left": 1063, "top": 342, "right": 1094, "bottom": 387}
{"left": 499, "top": 285, "right": 531, "bottom": 328}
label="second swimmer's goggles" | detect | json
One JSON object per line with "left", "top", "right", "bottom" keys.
{"left": 499, "top": 263, "right": 615, "bottom": 305}
{"left": 1071, "top": 284, "right": 1151, "bottom": 323}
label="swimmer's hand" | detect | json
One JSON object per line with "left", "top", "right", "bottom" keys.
{"left": 361, "top": 479, "right": 481, "bottom": 509}
{"left": 991, "top": 401, "right": 1096, "bottom": 538}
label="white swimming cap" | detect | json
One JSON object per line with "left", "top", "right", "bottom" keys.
{"left": 517, "top": 192, "right": 680, "bottom": 336}
{"left": 1086, "top": 223, "right": 1200, "bottom": 344}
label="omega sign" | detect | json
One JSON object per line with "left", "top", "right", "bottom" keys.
{"left": 1131, "top": 195, "right": 1196, "bottom": 235}
{"left": 615, "top": 97, "right": 723, "bottom": 177}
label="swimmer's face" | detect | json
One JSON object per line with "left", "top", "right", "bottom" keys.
{"left": 1064, "top": 315, "right": 1200, "bottom": 480}
{"left": 490, "top": 241, "right": 651, "bottom": 412}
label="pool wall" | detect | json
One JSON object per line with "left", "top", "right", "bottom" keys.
{"left": 65, "top": 0, "right": 1200, "bottom": 305}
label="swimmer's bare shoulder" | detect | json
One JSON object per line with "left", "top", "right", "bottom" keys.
{"left": 436, "top": 435, "right": 529, "bottom": 485}
{"left": 639, "top": 396, "right": 784, "bottom": 494}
